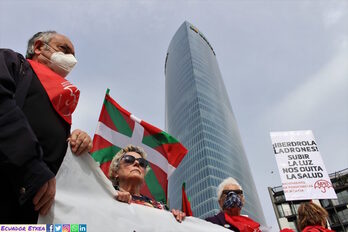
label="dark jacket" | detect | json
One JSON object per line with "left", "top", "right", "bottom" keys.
{"left": 206, "top": 212, "right": 239, "bottom": 231}
{"left": 0, "top": 49, "right": 70, "bottom": 223}
{"left": 206, "top": 211, "right": 261, "bottom": 232}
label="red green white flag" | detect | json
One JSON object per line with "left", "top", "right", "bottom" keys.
{"left": 182, "top": 182, "right": 193, "bottom": 216}
{"left": 90, "top": 90, "right": 188, "bottom": 204}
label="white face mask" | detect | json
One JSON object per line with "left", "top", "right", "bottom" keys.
{"left": 41, "top": 44, "right": 77, "bottom": 77}
{"left": 49, "top": 52, "right": 77, "bottom": 77}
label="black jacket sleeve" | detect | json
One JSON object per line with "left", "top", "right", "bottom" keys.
{"left": 0, "top": 49, "right": 55, "bottom": 205}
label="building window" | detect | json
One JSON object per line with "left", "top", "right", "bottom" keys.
{"left": 275, "top": 194, "right": 285, "bottom": 202}
{"left": 331, "top": 199, "right": 340, "bottom": 206}
{"left": 282, "top": 203, "right": 292, "bottom": 216}
{"left": 337, "top": 208, "right": 348, "bottom": 223}
{"left": 337, "top": 189, "right": 348, "bottom": 205}
{"left": 292, "top": 203, "right": 301, "bottom": 215}
{"left": 320, "top": 199, "right": 331, "bottom": 208}
{"left": 277, "top": 204, "right": 285, "bottom": 218}
{"left": 328, "top": 213, "right": 340, "bottom": 224}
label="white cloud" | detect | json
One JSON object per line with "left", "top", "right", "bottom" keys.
{"left": 323, "top": 2, "right": 347, "bottom": 27}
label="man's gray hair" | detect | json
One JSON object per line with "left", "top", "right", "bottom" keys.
{"left": 26, "top": 31, "right": 57, "bottom": 59}
{"left": 217, "top": 177, "right": 243, "bottom": 200}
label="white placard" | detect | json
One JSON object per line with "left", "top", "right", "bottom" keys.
{"left": 38, "top": 148, "right": 230, "bottom": 232}
{"left": 270, "top": 130, "right": 337, "bottom": 201}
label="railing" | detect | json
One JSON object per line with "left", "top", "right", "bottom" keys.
{"left": 329, "top": 168, "right": 348, "bottom": 179}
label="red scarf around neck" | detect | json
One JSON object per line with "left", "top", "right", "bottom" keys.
{"left": 224, "top": 213, "right": 261, "bottom": 232}
{"left": 27, "top": 59, "right": 80, "bottom": 125}
{"left": 302, "top": 225, "right": 334, "bottom": 232}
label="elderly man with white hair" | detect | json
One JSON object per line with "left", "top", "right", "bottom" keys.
{"left": 0, "top": 31, "right": 92, "bottom": 223}
{"left": 205, "top": 177, "right": 261, "bottom": 232}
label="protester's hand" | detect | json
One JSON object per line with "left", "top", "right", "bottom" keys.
{"left": 33, "top": 177, "right": 56, "bottom": 215}
{"left": 114, "top": 190, "right": 132, "bottom": 204}
{"left": 171, "top": 209, "right": 186, "bottom": 223}
{"left": 69, "top": 129, "right": 92, "bottom": 155}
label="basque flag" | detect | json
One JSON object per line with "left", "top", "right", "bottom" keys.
{"left": 90, "top": 89, "right": 188, "bottom": 204}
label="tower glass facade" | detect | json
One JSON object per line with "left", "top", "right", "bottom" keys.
{"left": 165, "top": 21, "right": 266, "bottom": 224}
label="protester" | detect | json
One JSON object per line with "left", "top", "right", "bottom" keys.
{"left": 205, "top": 177, "right": 261, "bottom": 232}
{"left": 298, "top": 202, "right": 334, "bottom": 232}
{"left": 108, "top": 145, "right": 186, "bottom": 222}
{"left": 0, "top": 31, "right": 92, "bottom": 223}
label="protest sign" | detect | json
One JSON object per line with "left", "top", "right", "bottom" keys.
{"left": 270, "top": 130, "right": 337, "bottom": 201}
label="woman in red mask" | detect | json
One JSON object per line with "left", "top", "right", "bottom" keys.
{"left": 205, "top": 177, "right": 261, "bottom": 232}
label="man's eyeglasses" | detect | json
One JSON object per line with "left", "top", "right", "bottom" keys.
{"left": 44, "top": 42, "right": 71, "bottom": 55}
{"left": 222, "top": 189, "right": 243, "bottom": 195}
{"left": 121, "top": 154, "right": 149, "bottom": 169}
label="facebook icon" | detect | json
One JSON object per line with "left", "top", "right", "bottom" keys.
{"left": 46, "top": 224, "right": 54, "bottom": 232}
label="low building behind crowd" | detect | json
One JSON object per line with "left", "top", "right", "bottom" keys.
{"left": 268, "top": 168, "right": 348, "bottom": 232}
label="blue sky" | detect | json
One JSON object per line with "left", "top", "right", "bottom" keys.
{"left": 1, "top": 0, "right": 347, "bottom": 230}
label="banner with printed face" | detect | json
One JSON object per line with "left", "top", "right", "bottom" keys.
{"left": 270, "top": 130, "right": 337, "bottom": 201}
{"left": 38, "top": 148, "right": 229, "bottom": 232}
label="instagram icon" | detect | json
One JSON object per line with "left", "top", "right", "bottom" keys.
{"left": 62, "top": 224, "right": 70, "bottom": 232}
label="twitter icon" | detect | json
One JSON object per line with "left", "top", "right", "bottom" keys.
{"left": 54, "top": 224, "right": 62, "bottom": 232}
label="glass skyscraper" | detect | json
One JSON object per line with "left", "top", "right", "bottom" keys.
{"left": 165, "top": 21, "right": 266, "bottom": 224}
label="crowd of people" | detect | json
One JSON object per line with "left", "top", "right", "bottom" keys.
{"left": 108, "top": 145, "right": 334, "bottom": 232}
{"left": 0, "top": 30, "right": 335, "bottom": 231}
{"left": 107, "top": 144, "right": 334, "bottom": 232}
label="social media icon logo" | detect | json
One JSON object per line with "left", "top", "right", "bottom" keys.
{"left": 46, "top": 224, "right": 54, "bottom": 232}
{"left": 62, "top": 224, "right": 70, "bottom": 232}
{"left": 70, "top": 224, "right": 78, "bottom": 232}
{"left": 55, "top": 224, "right": 62, "bottom": 232}
{"left": 79, "top": 224, "right": 87, "bottom": 232}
